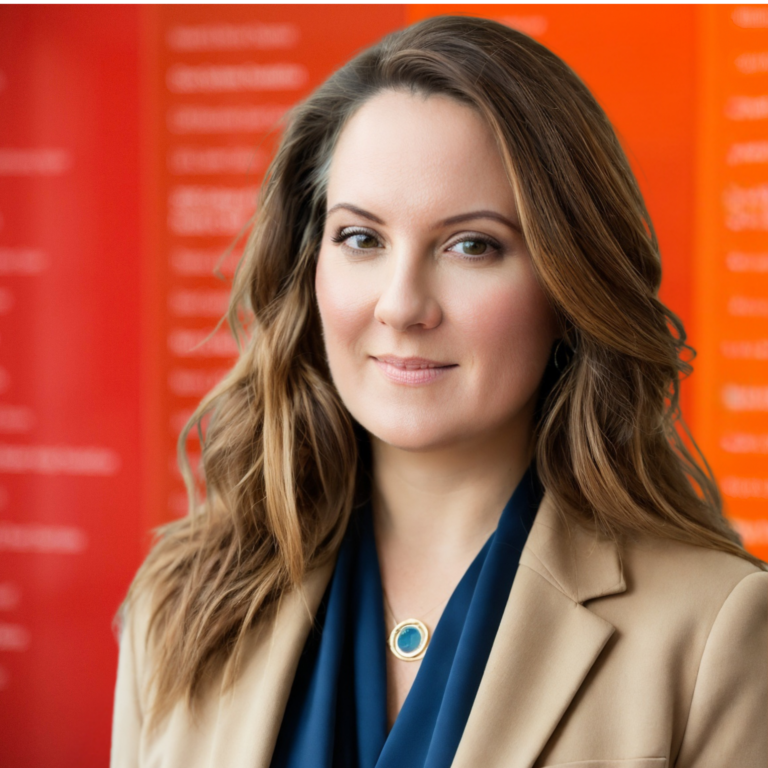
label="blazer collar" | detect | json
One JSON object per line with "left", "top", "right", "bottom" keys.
{"left": 520, "top": 490, "right": 626, "bottom": 604}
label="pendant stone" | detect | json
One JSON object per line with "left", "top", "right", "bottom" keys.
{"left": 388, "top": 619, "right": 429, "bottom": 661}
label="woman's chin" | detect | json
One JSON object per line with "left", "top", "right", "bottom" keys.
{"left": 364, "top": 419, "right": 469, "bottom": 454}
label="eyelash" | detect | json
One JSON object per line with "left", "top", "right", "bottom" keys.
{"left": 330, "top": 226, "right": 504, "bottom": 261}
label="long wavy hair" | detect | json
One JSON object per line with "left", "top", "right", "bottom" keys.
{"left": 124, "top": 14, "right": 762, "bottom": 727}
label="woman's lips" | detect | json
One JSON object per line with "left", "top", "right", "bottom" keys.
{"left": 371, "top": 355, "right": 457, "bottom": 385}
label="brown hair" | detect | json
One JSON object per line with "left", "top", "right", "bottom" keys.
{"left": 123, "top": 14, "right": 762, "bottom": 726}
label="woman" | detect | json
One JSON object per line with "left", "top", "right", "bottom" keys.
{"left": 111, "top": 16, "right": 767, "bottom": 768}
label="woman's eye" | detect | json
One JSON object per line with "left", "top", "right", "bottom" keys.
{"left": 448, "top": 237, "right": 500, "bottom": 258}
{"left": 455, "top": 240, "right": 487, "bottom": 256}
{"left": 346, "top": 232, "right": 380, "bottom": 250}
{"left": 331, "top": 227, "right": 382, "bottom": 252}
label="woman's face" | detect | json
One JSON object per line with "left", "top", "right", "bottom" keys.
{"left": 315, "top": 89, "right": 560, "bottom": 452}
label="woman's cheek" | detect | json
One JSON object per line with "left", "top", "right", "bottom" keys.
{"left": 315, "top": 254, "right": 374, "bottom": 371}
{"left": 457, "top": 280, "right": 557, "bottom": 384}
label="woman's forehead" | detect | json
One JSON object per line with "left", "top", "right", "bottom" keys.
{"left": 325, "top": 90, "right": 518, "bottom": 223}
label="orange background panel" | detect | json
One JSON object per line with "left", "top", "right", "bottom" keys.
{"left": 695, "top": 5, "right": 768, "bottom": 557}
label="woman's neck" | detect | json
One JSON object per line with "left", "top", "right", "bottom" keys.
{"left": 370, "top": 417, "right": 534, "bottom": 596}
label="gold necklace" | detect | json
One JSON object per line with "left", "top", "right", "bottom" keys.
{"left": 382, "top": 589, "right": 449, "bottom": 662}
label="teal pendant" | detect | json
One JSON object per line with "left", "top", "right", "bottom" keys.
{"left": 388, "top": 619, "right": 429, "bottom": 661}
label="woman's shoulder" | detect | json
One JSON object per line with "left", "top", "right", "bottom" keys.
{"left": 528, "top": 492, "right": 765, "bottom": 615}
{"left": 602, "top": 528, "right": 767, "bottom": 647}
{"left": 620, "top": 528, "right": 765, "bottom": 603}
{"left": 114, "top": 586, "right": 158, "bottom": 710}
{"left": 113, "top": 554, "right": 336, "bottom": 710}
{"left": 111, "top": 585, "right": 159, "bottom": 768}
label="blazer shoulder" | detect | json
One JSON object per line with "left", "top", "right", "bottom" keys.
{"left": 115, "top": 586, "right": 158, "bottom": 713}
{"left": 621, "top": 530, "right": 762, "bottom": 590}
{"left": 609, "top": 530, "right": 765, "bottom": 632}
{"left": 675, "top": 569, "right": 768, "bottom": 767}
{"left": 111, "top": 587, "right": 157, "bottom": 768}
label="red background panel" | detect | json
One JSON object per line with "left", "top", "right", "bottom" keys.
{"left": 0, "top": 5, "right": 143, "bottom": 767}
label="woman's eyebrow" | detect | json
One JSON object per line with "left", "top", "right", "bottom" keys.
{"left": 326, "top": 203, "right": 385, "bottom": 224}
{"left": 326, "top": 203, "right": 521, "bottom": 233}
{"left": 441, "top": 210, "right": 521, "bottom": 233}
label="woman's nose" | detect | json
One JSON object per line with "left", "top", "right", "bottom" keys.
{"left": 372, "top": 247, "right": 442, "bottom": 332}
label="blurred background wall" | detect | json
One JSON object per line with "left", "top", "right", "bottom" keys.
{"left": 0, "top": 5, "right": 766, "bottom": 766}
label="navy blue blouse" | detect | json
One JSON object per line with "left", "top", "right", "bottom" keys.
{"left": 271, "top": 465, "right": 543, "bottom": 768}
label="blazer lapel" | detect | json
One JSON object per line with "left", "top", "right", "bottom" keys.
{"left": 206, "top": 558, "right": 336, "bottom": 768}
{"left": 451, "top": 493, "right": 626, "bottom": 768}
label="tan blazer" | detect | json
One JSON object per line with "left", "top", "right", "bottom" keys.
{"left": 111, "top": 494, "right": 768, "bottom": 768}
